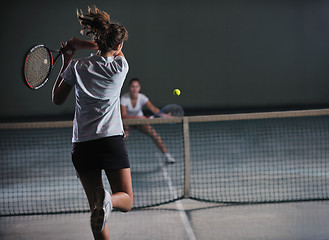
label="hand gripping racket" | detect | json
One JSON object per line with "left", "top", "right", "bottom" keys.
{"left": 23, "top": 45, "right": 62, "bottom": 89}
{"left": 149, "top": 104, "right": 184, "bottom": 119}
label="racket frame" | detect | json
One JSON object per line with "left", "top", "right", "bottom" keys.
{"left": 23, "top": 44, "right": 62, "bottom": 90}
{"left": 149, "top": 104, "right": 184, "bottom": 118}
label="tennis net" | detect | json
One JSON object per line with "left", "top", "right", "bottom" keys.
{"left": 1, "top": 109, "right": 329, "bottom": 216}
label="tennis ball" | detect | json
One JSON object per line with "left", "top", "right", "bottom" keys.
{"left": 173, "top": 89, "right": 181, "bottom": 96}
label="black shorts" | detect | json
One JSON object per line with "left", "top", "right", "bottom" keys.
{"left": 72, "top": 135, "right": 130, "bottom": 175}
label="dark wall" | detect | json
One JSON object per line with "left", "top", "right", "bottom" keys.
{"left": 1, "top": 0, "right": 329, "bottom": 119}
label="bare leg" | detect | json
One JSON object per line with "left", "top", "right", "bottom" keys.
{"left": 105, "top": 168, "right": 133, "bottom": 212}
{"left": 139, "top": 124, "right": 167, "bottom": 154}
{"left": 79, "top": 168, "right": 133, "bottom": 239}
{"left": 79, "top": 170, "right": 110, "bottom": 240}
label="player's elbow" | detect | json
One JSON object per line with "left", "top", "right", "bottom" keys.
{"left": 52, "top": 86, "right": 72, "bottom": 105}
{"left": 52, "top": 94, "right": 64, "bottom": 105}
{"left": 53, "top": 99, "right": 64, "bottom": 105}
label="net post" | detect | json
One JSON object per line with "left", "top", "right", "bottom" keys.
{"left": 183, "top": 117, "right": 191, "bottom": 198}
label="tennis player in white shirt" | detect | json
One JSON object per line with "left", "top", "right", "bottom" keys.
{"left": 120, "top": 78, "right": 175, "bottom": 163}
{"left": 52, "top": 6, "right": 133, "bottom": 240}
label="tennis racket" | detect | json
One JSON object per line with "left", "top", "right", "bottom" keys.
{"left": 23, "top": 45, "right": 62, "bottom": 89}
{"left": 149, "top": 104, "right": 184, "bottom": 119}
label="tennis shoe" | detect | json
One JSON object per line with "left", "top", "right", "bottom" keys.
{"left": 165, "top": 153, "right": 175, "bottom": 164}
{"left": 90, "top": 187, "right": 112, "bottom": 232}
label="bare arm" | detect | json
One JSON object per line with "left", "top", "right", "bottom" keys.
{"left": 145, "top": 101, "right": 160, "bottom": 115}
{"left": 52, "top": 42, "right": 75, "bottom": 105}
{"left": 52, "top": 38, "right": 101, "bottom": 105}
{"left": 64, "top": 37, "right": 98, "bottom": 51}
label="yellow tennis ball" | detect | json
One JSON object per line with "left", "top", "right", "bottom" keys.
{"left": 173, "top": 89, "right": 181, "bottom": 96}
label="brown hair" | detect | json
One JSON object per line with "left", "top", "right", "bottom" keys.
{"left": 77, "top": 6, "right": 128, "bottom": 53}
{"left": 129, "top": 77, "right": 140, "bottom": 86}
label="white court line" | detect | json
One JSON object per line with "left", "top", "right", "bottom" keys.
{"left": 161, "top": 164, "right": 197, "bottom": 240}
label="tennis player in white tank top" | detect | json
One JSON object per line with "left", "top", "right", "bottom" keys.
{"left": 120, "top": 78, "right": 175, "bottom": 163}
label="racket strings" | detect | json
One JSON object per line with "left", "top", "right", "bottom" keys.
{"left": 24, "top": 46, "right": 52, "bottom": 89}
{"left": 163, "top": 105, "right": 184, "bottom": 117}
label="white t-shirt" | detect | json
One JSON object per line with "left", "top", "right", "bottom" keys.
{"left": 62, "top": 53, "right": 128, "bottom": 143}
{"left": 120, "top": 93, "right": 149, "bottom": 116}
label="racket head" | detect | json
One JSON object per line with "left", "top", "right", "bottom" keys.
{"left": 23, "top": 45, "right": 53, "bottom": 89}
{"left": 161, "top": 104, "right": 184, "bottom": 117}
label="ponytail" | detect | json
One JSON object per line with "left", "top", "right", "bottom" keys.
{"left": 77, "top": 6, "right": 128, "bottom": 53}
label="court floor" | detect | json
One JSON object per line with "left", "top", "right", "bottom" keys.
{"left": 1, "top": 199, "right": 329, "bottom": 240}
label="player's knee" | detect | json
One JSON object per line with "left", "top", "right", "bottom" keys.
{"left": 127, "top": 194, "right": 133, "bottom": 211}
{"left": 122, "top": 194, "right": 133, "bottom": 212}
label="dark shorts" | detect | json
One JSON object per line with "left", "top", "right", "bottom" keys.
{"left": 72, "top": 135, "right": 130, "bottom": 175}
